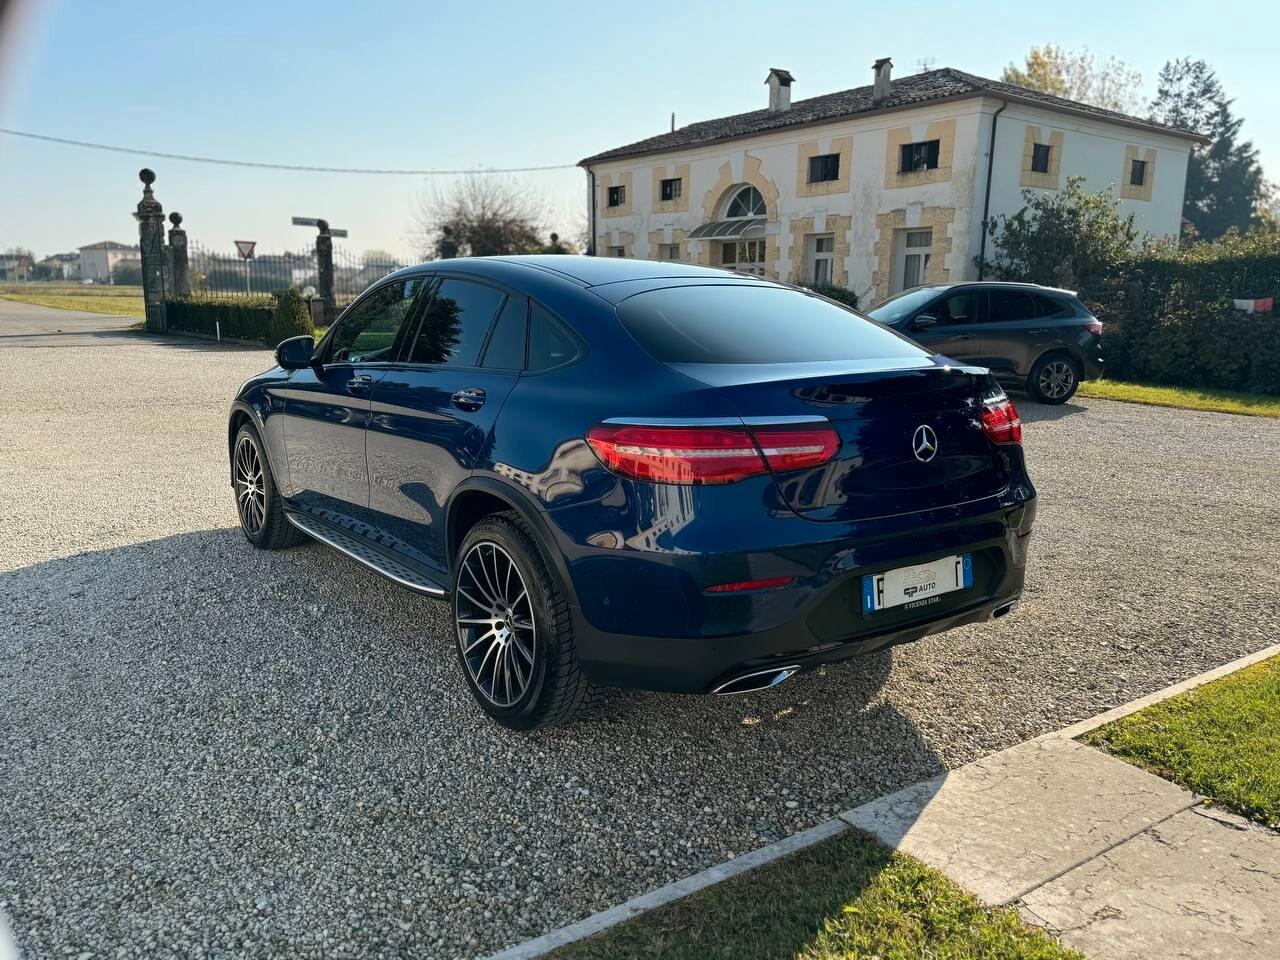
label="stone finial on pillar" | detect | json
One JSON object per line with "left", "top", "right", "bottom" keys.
{"left": 315, "top": 219, "right": 336, "bottom": 327}
{"left": 167, "top": 211, "right": 190, "bottom": 297}
{"left": 134, "top": 168, "right": 168, "bottom": 333}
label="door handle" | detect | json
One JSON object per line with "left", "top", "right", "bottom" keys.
{"left": 451, "top": 387, "right": 486, "bottom": 411}
{"left": 347, "top": 374, "right": 374, "bottom": 392}
{"left": 950, "top": 333, "right": 972, "bottom": 340}
{"left": 1027, "top": 328, "right": 1049, "bottom": 335}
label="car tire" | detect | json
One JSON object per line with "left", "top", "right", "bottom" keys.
{"left": 453, "top": 511, "right": 599, "bottom": 730}
{"left": 232, "top": 424, "right": 306, "bottom": 550}
{"left": 1028, "top": 353, "right": 1080, "bottom": 404}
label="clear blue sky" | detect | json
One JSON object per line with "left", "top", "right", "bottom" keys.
{"left": 1, "top": 0, "right": 1276, "bottom": 260}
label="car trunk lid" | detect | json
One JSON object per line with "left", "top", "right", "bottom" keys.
{"left": 671, "top": 359, "right": 1011, "bottom": 522}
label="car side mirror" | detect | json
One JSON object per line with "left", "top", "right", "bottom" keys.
{"left": 911, "top": 315, "right": 938, "bottom": 331}
{"left": 276, "top": 335, "right": 315, "bottom": 370}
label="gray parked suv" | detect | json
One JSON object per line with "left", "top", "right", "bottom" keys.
{"left": 868, "top": 281, "right": 1104, "bottom": 403}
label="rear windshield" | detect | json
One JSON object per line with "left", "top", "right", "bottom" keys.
{"left": 616, "top": 284, "right": 927, "bottom": 364}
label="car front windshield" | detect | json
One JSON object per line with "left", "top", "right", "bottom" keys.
{"left": 867, "top": 287, "right": 948, "bottom": 324}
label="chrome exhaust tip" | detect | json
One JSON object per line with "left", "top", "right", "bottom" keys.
{"left": 990, "top": 600, "right": 1019, "bottom": 620}
{"left": 712, "top": 665, "right": 801, "bottom": 696}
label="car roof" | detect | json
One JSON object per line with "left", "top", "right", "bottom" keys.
{"left": 925, "top": 280, "right": 1079, "bottom": 296}
{"left": 386, "top": 255, "right": 776, "bottom": 289}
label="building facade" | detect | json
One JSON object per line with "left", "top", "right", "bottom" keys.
{"left": 78, "top": 240, "right": 141, "bottom": 283}
{"left": 581, "top": 62, "right": 1202, "bottom": 306}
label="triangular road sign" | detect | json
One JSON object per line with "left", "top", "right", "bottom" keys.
{"left": 234, "top": 240, "right": 257, "bottom": 259}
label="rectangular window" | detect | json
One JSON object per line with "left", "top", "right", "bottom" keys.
{"left": 1031, "top": 143, "right": 1051, "bottom": 174}
{"left": 607, "top": 185, "right": 625, "bottom": 207}
{"left": 900, "top": 229, "right": 932, "bottom": 291}
{"left": 899, "top": 139, "right": 941, "bottom": 173}
{"left": 608, "top": 245, "right": 626, "bottom": 257}
{"left": 720, "top": 240, "right": 765, "bottom": 275}
{"left": 807, "top": 153, "right": 840, "bottom": 183}
{"left": 806, "top": 234, "right": 835, "bottom": 284}
{"left": 661, "top": 243, "right": 681, "bottom": 260}
{"left": 1130, "top": 159, "right": 1147, "bottom": 186}
{"left": 659, "top": 178, "right": 682, "bottom": 201}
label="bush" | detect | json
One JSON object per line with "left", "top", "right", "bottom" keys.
{"left": 803, "top": 282, "right": 859, "bottom": 310}
{"left": 1104, "top": 232, "right": 1280, "bottom": 394}
{"left": 165, "top": 290, "right": 315, "bottom": 344}
{"left": 982, "top": 178, "right": 1280, "bottom": 395}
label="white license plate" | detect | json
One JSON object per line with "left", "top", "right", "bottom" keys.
{"left": 861, "top": 554, "right": 973, "bottom": 614}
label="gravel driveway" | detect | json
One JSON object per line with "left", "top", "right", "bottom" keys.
{"left": 2, "top": 299, "right": 1278, "bottom": 959}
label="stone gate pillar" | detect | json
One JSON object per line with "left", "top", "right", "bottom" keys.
{"left": 316, "top": 219, "right": 335, "bottom": 326}
{"left": 167, "top": 211, "right": 190, "bottom": 298}
{"left": 134, "top": 168, "right": 167, "bottom": 333}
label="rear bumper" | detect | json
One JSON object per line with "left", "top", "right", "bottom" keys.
{"left": 551, "top": 495, "right": 1034, "bottom": 694}
{"left": 574, "top": 587, "right": 1024, "bottom": 693}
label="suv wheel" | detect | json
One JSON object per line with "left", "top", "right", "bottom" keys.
{"left": 233, "top": 424, "right": 306, "bottom": 549}
{"left": 1028, "top": 353, "right": 1080, "bottom": 404}
{"left": 453, "top": 512, "right": 598, "bottom": 730}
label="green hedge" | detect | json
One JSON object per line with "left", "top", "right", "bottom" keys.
{"left": 802, "top": 282, "right": 859, "bottom": 310}
{"left": 1098, "top": 232, "right": 1280, "bottom": 395}
{"left": 165, "top": 289, "right": 313, "bottom": 344}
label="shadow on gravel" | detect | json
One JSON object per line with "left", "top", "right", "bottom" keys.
{"left": 1014, "top": 398, "right": 1088, "bottom": 423}
{"left": 0, "top": 526, "right": 944, "bottom": 957}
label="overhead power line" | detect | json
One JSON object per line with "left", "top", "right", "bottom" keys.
{"left": 0, "top": 127, "right": 577, "bottom": 176}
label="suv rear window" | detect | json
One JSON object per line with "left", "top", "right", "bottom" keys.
{"left": 616, "top": 284, "right": 926, "bottom": 364}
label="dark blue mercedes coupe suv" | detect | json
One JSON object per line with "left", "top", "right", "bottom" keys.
{"left": 228, "top": 256, "right": 1036, "bottom": 729}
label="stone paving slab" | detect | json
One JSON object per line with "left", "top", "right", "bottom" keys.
{"left": 1020, "top": 806, "right": 1280, "bottom": 960}
{"left": 840, "top": 736, "right": 1196, "bottom": 904}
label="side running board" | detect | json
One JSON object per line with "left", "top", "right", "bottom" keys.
{"left": 285, "top": 511, "right": 448, "bottom": 597}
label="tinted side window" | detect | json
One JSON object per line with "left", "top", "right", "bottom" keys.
{"left": 327, "top": 278, "right": 425, "bottom": 363}
{"left": 934, "top": 290, "right": 980, "bottom": 324}
{"left": 527, "top": 306, "right": 582, "bottom": 371}
{"left": 1033, "top": 294, "right": 1072, "bottom": 318}
{"left": 988, "top": 290, "right": 1038, "bottom": 323}
{"left": 408, "top": 278, "right": 504, "bottom": 366}
{"left": 481, "top": 296, "right": 528, "bottom": 369}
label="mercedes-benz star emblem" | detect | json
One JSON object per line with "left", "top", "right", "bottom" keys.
{"left": 912, "top": 424, "right": 938, "bottom": 463}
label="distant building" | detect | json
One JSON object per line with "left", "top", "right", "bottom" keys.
{"left": 78, "top": 240, "right": 141, "bottom": 283}
{"left": 39, "top": 253, "right": 81, "bottom": 280}
{"left": 580, "top": 61, "right": 1204, "bottom": 304}
{"left": 0, "top": 253, "right": 35, "bottom": 281}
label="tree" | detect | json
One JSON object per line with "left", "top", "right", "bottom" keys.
{"left": 1002, "top": 45, "right": 1143, "bottom": 115}
{"left": 980, "top": 176, "right": 1141, "bottom": 301}
{"left": 414, "top": 174, "right": 544, "bottom": 259}
{"left": 1148, "top": 58, "right": 1268, "bottom": 240}
{"left": 111, "top": 260, "right": 143, "bottom": 286}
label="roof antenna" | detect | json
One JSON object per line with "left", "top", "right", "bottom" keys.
{"left": 670, "top": 111, "right": 675, "bottom": 132}
{"left": 916, "top": 57, "right": 936, "bottom": 74}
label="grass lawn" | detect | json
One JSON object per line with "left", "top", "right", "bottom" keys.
{"left": 1078, "top": 378, "right": 1280, "bottom": 418}
{"left": 0, "top": 283, "right": 145, "bottom": 318}
{"left": 546, "top": 829, "right": 1080, "bottom": 960}
{"left": 1083, "top": 657, "right": 1279, "bottom": 829}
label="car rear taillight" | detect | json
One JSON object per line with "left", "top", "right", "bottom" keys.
{"left": 585, "top": 423, "right": 839, "bottom": 485}
{"left": 1085, "top": 320, "right": 1103, "bottom": 336}
{"left": 981, "top": 398, "right": 1023, "bottom": 445}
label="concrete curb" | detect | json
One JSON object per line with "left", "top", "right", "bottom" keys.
{"left": 482, "top": 819, "right": 848, "bottom": 959}
{"left": 1046, "top": 642, "right": 1280, "bottom": 742}
{"left": 481, "top": 644, "right": 1280, "bottom": 959}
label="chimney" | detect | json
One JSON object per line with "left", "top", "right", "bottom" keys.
{"left": 765, "top": 68, "right": 794, "bottom": 112}
{"left": 873, "top": 57, "right": 893, "bottom": 104}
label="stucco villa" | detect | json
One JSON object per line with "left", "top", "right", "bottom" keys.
{"left": 579, "top": 59, "right": 1204, "bottom": 305}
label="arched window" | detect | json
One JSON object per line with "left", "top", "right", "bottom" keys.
{"left": 724, "top": 185, "right": 766, "bottom": 219}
